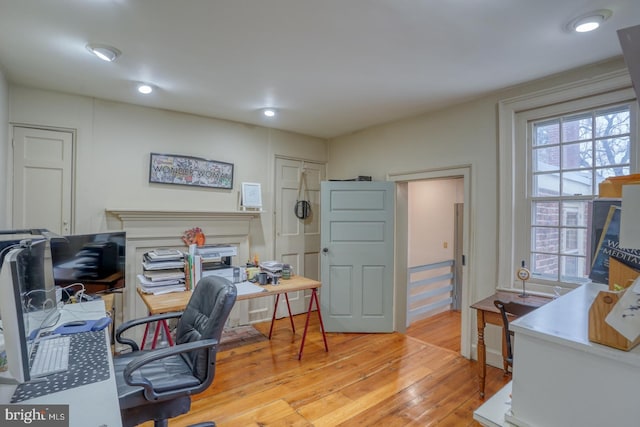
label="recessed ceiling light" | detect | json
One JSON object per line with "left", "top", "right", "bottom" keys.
{"left": 567, "top": 9, "right": 612, "bottom": 33}
{"left": 86, "top": 43, "right": 121, "bottom": 62}
{"left": 137, "top": 83, "right": 154, "bottom": 95}
{"left": 262, "top": 108, "right": 277, "bottom": 117}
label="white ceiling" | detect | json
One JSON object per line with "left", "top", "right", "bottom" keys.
{"left": 1, "top": 1, "right": 639, "bottom": 139}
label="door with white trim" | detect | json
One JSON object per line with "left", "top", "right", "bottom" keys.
{"left": 274, "top": 157, "right": 325, "bottom": 316}
{"left": 320, "top": 180, "right": 395, "bottom": 332}
{"left": 12, "top": 126, "right": 73, "bottom": 234}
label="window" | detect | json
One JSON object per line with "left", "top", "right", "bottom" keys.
{"left": 500, "top": 73, "right": 638, "bottom": 293}
{"left": 529, "top": 105, "right": 634, "bottom": 285}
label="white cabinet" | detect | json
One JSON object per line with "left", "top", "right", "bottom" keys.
{"left": 504, "top": 283, "right": 640, "bottom": 427}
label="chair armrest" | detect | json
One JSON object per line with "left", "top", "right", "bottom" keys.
{"left": 123, "top": 338, "right": 219, "bottom": 401}
{"left": 115, "top": 311, "right": 184, "bottom": 351}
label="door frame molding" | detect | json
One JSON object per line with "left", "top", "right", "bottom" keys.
{"left": 9, "top": 123, "right": 77, "bottom": 233}
{"left": 388, "top": 165, "right": 472, "bottom": 359}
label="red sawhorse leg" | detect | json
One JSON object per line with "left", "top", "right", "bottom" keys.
{"left": 269, "top": 293, "right": 296, "bottom": 339}
{"left": 298, "top": 288, "right": 329, "bottom": 360}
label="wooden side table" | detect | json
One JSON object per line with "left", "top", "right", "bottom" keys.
{"left": 471, "top": 291, "right": 551, "bottom": 397}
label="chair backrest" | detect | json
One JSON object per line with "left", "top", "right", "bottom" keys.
{"left": 493, "top": 300, "right": 537, "bottom": 363}
{"left": 175, "top": 276, "right": 237, "bottom": 382}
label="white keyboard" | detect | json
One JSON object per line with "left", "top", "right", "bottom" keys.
{"left": 30, "top": 336, "right": 71, "bottom": 378}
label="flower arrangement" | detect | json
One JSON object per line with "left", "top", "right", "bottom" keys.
{"left": 182, "top": 227, "right": 205, "bottom": 246}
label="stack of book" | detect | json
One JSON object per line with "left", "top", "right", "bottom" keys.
{"left": 137, "top": 249, "right": 186, "bottom": 295}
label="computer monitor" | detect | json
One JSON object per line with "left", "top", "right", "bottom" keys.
{"left": 50, "top": 232, "right": 126, "bottom": 293}
{"left": 0, "top": 240, "right": 58, "bottom": 383}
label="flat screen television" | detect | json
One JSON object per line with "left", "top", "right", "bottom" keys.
{"left": 49, "top": 232, "right": 126, "bottom": 293}
{"left": 0, "top": 239, "right": 58, "bottom": 383}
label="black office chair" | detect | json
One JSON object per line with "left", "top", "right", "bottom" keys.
{"left": 493, "top": 299, "right": 537, "bottom": 373}
{"left": 113, "top": 276, "right": 237, "bottom": 427}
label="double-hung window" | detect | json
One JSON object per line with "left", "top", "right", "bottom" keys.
{"left": 529, "top": 105, "right": 633, "bottom": 284}
{"left": 501, "top": 73, "right": 639, "bottom": 293}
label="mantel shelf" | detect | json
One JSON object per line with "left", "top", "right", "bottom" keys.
{"left": 106, "top": 208, "right": 261, "bottom": 222}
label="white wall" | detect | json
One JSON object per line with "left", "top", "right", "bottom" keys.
{"left": 7, "top": 86, "right": 327, "bottom": 261}
{"left": 327, "top": 57, "right": 629, "bottom": 362}
{"left": 0, "top": 66, "right": 8, "bottom": 228}
{"left": 408, "top": 178, "right": 462, "bottom": 267}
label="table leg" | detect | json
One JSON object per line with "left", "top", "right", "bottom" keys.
{"left": 298, "top": 288, "right": 329, "bottom": 360}
{"left": 268, "top": 294, "right": 280, "bottom": 339}
{"left": 502, "top": 329, "right": 509, "bottom": 374}
{"left": 477, "top": 310, "right": 487, "bottom": 398}
{"left": 141, "top": 318, "right": 173, "bottom": 350}
{"left": 269, "top": 293, "right": 297, "bottom": 339}
{"left": 160, "top": 319, "right": 174, "bottom": 346}
{"left": 284, "top": 294, "right": 296, "bottom": 333}
{"left": 141, "top": 322, "right": 150, "bottom": 350}
{"left": 151, "top": 319, "right": 162, "bottom": 349}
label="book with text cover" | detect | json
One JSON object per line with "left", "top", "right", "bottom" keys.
{"left": 590, "top": 205, "right": 640, "bottom": 284}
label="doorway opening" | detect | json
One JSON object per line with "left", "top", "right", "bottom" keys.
{"left": 406, "top": 178, "right": 463, "bottom": 322}
{"left": 390, "top": 166, "right": 471, "bottom": 358}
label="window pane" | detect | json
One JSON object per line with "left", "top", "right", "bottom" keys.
{"left": 532, "top": 201, "right": 559, "bottom": 226}
{"left": 560, "top": 255, "right": 589, "bottom": 283}
{"left": 534, "top": 119, "right": 559, "bottom": 146}
{"left": 562, "top": 141, "right": 591, "bottom": 169}
{"left": 595, "top": 137, "right": 630, "bottom": 167}
{"left": 532, "top": 227, "right": 558, "bottom": 253}
{"left": 560, "top": 228, "right": 587, "bottom": 255}
{"left": 532, "top": 253, "right": 558, "bottom": 281}
{"left": 533, "top": 173, "right": 560, "bottom": 196}
{"left": 562, "top": 114, "right": 592, "bottom": 142}
{"left": 562, "top": 170, "right": 593, "bottom": 196}
{"left": 561, "top": 200, "right": 588, "bottom": 227}
{"left": 533, "top": 145, "right": 559, "bottom": 172}
{"left": 595, "top": 107, "right": 630, "bottom": 137}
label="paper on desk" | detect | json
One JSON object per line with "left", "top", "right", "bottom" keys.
{"left": 235, "top": 281, "right": 267, "bottom": 296}
{"left": 605, "top": 276, "right": 640, "bottom": 341}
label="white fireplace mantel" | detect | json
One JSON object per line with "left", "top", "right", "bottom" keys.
{"left": 106, "top": 208, "right": 260, "bottom": 223}
{"left": 105, "top": 208, "right": 262, "bottom": 332}
{"left": 106, "top": 208, "right": 260, "bottom": 241}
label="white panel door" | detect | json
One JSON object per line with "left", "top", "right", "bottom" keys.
{"left": 321, "top": 181, "right": 395, "bottom": 332}
{"left": 12, "top": 127, "right": 73, "bottom": 234}
{"left": 274, "top": 157, "right": 324, "bottom": 316}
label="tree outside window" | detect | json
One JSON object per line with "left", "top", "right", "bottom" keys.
{"left": 530, "top": 105, "right": 631, "bottom": 283}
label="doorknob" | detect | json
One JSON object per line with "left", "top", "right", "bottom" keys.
{"left": 322, "top": 248, "right": 329, "bottom": 253}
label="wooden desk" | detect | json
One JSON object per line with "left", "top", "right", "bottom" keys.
{"left": 470, "top": 291, "right": 551, "bottom": 397}
{"left": 137, "top": 275, "right": 329, "bottom": 359}
{"left": 55, "top": 269, "right": 124, "bottom": 294}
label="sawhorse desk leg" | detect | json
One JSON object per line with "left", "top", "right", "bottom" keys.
{"left": 140, "top": 318, "right": 174, "bottom": 350}
{"left": 298, "top": 288, "right": 329, "bottom": 360}
{"left": 269, "top": 293, "right": 296, "bottom": 339}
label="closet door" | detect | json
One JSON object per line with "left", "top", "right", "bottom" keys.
{"left": 12, "top": 126, "right": 74, "bottom": 234}
{"left": 274, "top": 157, "right": 325, "bottom": 316}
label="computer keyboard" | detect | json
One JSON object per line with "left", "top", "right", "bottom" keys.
{"left": 30, "top": 335, "right": 71, "bottom": 378}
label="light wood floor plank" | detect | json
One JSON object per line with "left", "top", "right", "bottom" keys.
{"left": 136, "top": 310, "right": 509, "bottom": 427}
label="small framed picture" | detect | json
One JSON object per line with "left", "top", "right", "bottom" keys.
{"left": 241, "top": 182, "right": 262, "bottom": 208}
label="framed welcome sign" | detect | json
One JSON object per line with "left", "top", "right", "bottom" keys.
{"left": 149, "top": 153, "right": 234, "bottom": 189}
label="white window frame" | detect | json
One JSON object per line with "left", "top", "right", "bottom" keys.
{"left": 498, "top": 69, "right": 639, "bottom": 294}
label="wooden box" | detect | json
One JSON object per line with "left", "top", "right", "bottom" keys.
{"left": 598, "top": 173, "right": 640, "bottom": 197}
{"left": 589, "top": 288, "right": 640, "bottom": 351}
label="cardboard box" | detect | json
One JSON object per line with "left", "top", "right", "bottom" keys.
{"left": 599, "top": 174, "right": 640, "bottom": 197}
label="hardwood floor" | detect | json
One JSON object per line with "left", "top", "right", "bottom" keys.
{"left": 146, "top": 310, "right": 510, "bottom": 426}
